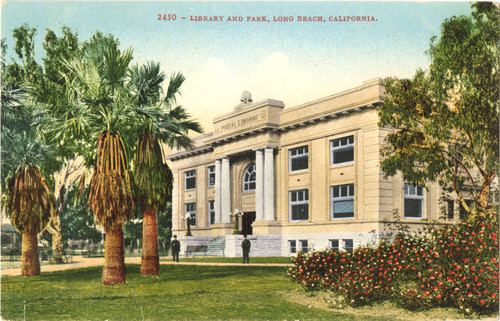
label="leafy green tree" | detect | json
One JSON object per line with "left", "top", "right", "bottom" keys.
{"left": 7, "top": 25, "right": 84, "bottom": 262}
{"left": 130, "top": 63, "right": 202, "bottom": 275}
{"left": 124, "top": 218, "right": 142, "bottom": 253}
{"left": 59, "top": 188, "right": 102, "bottom": 247}
{"left": 378, "top": 2, "right": 498, "bottom": 216}
{"left": 157, "top": 203, "right": 172, "bottom": 254}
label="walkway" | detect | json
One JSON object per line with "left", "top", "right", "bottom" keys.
{"left": 1, "top": 256, "right": 290, "bottom": 276}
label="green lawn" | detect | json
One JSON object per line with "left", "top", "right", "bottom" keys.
{"left": 1, "top": 264, "right": 388, "bottom": 321}
{"left": 161, "top": 256, "right": 292, "bottom": 264}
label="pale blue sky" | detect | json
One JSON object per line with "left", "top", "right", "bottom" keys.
{"left": 2, "top": 1, "right": 472, "bottom": 132}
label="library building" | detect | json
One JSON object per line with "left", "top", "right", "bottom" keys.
{"left": 166, "top": 78, "right": 456, "bottom": 257}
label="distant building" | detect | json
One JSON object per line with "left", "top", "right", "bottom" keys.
{"left": 1, "top": 224, "right": 21, "bottom": 251}
{"left": 167, "top": 78, "right": 460, "bottom": 257}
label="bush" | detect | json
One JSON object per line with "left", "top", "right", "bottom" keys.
{"left": 287, "top": 211, "right": 499, "bottom": 315}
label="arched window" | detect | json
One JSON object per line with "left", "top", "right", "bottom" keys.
{"left": 243, "top": 163, "right": 256, "bottom": 192}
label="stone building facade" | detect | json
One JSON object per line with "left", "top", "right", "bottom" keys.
{"left": 166, "top": 78, "right": 454, "bottom": 257}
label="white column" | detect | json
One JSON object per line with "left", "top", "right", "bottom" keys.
{"left": 255, "top": 149, "right": 264, "bottom": 221}
{"left": 214, "top": 158, "right": 222, "bottom": 224}
{"left": 171, "top": 171, "right": 179, "bottom": 230}
{"left": 221, "top": 157, "right": 231, "bottom": 223}
{"left": 264, "top": 147, "right": 275, "bottom": 221}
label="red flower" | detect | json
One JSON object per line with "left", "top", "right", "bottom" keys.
{"left": 480, "top": 300, "right": 486, "bottom": 305}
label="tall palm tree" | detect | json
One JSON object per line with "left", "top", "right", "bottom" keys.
{"left": 130, "top": 64, "right": 202, "bottom": 275}
{"left": 62, "top": 40, "right": 137, "bottom": 285}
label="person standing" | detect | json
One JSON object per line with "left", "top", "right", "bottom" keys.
{"left": 171, "top": 235, "right": 180, "bottom": 262}
{"left": 241, "top": 235, "right": 251, "bottom": 264}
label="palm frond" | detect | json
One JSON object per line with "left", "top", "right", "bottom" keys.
{"left": 88, "top": 131, "right": 134, "bottom": 231}
{"left": 164, "top": 72, "right": 185, "bottom": 107}
{"left": 4, "top": 165, "right": 55, "bottom": 233}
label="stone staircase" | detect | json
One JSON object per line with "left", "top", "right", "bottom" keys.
{"left": 205, "top": 236, "right": 226, "bottom": 257}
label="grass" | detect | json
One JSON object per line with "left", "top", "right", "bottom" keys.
{"left": 1, "top": 264, "right": 389, "bottom": 321}
{"left": 2, "top": 264, "right": 491, "bottom": 321}
{"left": 160, "top": 256, "right": 292, "bottom": 264}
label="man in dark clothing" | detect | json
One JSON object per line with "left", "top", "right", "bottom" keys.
{"left": 171, "top": 235, "right": 180, "bottom": 262}
{"left": 242, "top": 235, "right": 251, "bottom": 264}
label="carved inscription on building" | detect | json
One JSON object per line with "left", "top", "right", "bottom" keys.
{"left": 214, "top": 110, "right": 267, "bottom": 135}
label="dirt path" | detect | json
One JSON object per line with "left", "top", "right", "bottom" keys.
{"left": 1, "top": 256, "right": 290, "bottom": 276}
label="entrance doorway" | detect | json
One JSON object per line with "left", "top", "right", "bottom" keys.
{"left": 241, "top": 212, "right": 256, "bottom": 236}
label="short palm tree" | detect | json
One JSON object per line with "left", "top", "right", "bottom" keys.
{"left": 62, "top": 40, "right": 136, "bottom": 285}
{"left": 130, "top": 63, "right": 202, "bottom": 275}
{"left": 1, "top": 74, "right": 56, "bottom": 275}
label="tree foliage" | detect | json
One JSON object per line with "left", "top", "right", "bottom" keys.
{"left": 378, "top": 2, "right": 499, "bottom": 214}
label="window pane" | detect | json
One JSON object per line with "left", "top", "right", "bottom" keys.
{"left": 333, "top": 186, "right": 339, "bottom": 198}
{"left": 300, "top": 240, "right": 308, "bottom": 253}
{"left": 334, "top": 200, "right": 354, "bottom": 218}
{"left": 291, "top": 156, "right": 308, "bottom": 171}
{"left": 344, "top": 239, "right": 353, "bottom": 252}
{"left": 243, "top": 163, "right": 256, "bottom": 191}
{"left": 404, "top": 199, "right": 422, "bottom": 218}
{"left": 291, "top": 192, "right": 297, "bottom": 202}
{"left": 447, "top": 200, "right": 454, "bottom": 220}
{"left": 292, "top": 204, "right": 308, "bottom": 220}
{"left": 333, "top": 148, "right": 354, "bottom": 164}
{"left": 330, "top": 239, "right": 339, "bottom": 250}
{"left": 341, "top": 185, "right": 348, "bottom": 197}
{"left": 186, "top": 177, "right": 196, "bottom": 189}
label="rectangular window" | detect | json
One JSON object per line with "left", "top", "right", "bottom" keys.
{"left": 459, "top": 200, "right": 474, "bottom": 220}
{"left": 343, "top": 239, "right": 354, "bottom": 252}
{"left": 300, "top": 240, "right": 308, "bottom": 253}
{"left": 289, "top": 240, "right": 297, "bottom": 254}
{"left": 289, "top": 189, "right": 309, "bottom": 221}
{"left": 329, "top": 239, "right": 339, "bottom": 251}
{"left": 331, "top": 135, "right": 354, "bottom": 165}
{"left": 208, "top": 166, "right": 215, "bottom": 187}
{"left": 331, "top": 184, "right": 354, "bottom": 219}
{"left": 185, "top": 203, "right": 196, "bottom": 227}
{"left": 446, "top": 200, "right": 454, "bottom": 220}
{"left": 208, "top": 200, "right": 215, "bottom": 225}
{"left": 404, "top": 183, "right": 424, "bottom": 218}
{"left": 185, "top": 170, "right": 196, "bottom": 190}
{"left": 289, "top": 146, "right": 308, "bottom": 172}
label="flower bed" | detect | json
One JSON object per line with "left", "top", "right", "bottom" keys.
{"left": 287, "top": 211, "right": 499, "bottom": 315}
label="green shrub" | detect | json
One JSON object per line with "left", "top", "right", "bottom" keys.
{"left": 287, "top": 211, "right": 499, "bottom": 315}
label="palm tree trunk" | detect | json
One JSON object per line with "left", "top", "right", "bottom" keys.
{"left": 102, "top": 224, "right": 126, "bottom": 285}
{"left": 21, "top": 231, "right": 40, "bottom": 276}
{"left": 141, "top": 207, "right": 159, "bottom": 275}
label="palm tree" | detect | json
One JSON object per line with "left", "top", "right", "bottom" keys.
{"left": 130, "top": 64, "right": 202, "bottom": 275}
{"left": 62, "top": 39, "right": 137, "bottom": 285}
{"left": 2, "top": 44, "right": 56, "bottom": 275}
